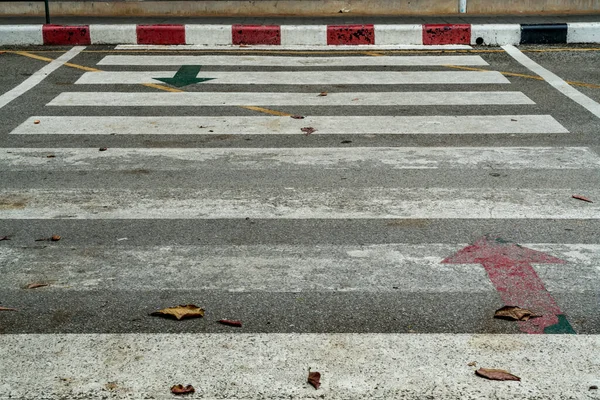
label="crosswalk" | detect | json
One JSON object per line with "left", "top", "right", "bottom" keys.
{"left": 1, "top": 51, "right": 599, "bottom": 399}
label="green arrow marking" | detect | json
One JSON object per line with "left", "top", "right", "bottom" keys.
{"left": 154, "top": 66, "right": 215, "bottom": 87}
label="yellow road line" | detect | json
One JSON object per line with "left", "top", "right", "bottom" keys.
{"left": 11, "top": 50, "right": 290, "bottom": 115}
{"left": 445, "top": 64, "right": 600, "bottom": 89}
{"left": 240, "top": 106, "right": 292, "bottom": 116}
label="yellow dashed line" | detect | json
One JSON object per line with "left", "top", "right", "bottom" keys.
{"left": 239, "top": 106, "right": 292, "bottom": 116}
{"left": 445, "top": 64, "right": 600, "bottom": 89}
{"left": 11, "top": 50, "right": 292, "bottom": 115}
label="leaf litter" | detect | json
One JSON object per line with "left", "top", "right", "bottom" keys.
{"left": 218, "top": 319, "right": 242, "bottom": 327}
{"left": 171, "top": 384, "right": 195, "bottom": 395}
{"left": 0, "top": 307, "right": 17, "bottom": 311}
{"left": 25, "top": 282, "right": 49, "bottom": 289}
{"left": 494, "top": 306, "right": 540, "bottom": 321}
{"left": 35, "top": 235, "right": 61, "bottom": 242}
{"left": 572, "top": 195, "right": 593, "bottom": 203}
{"left": 475, "top": 368, "right": 521, "bottom": 381}
{"left": 301, "top": 127, "right": 316, "bottom": 135}
{"left": 307, "top": 370, "right": 321, "bottom": 389}
{"left": 150, "top": 304, "right": 205, "bottom": 320}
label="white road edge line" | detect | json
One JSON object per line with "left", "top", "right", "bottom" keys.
{"left": 502, "top": 44, "right": 600, "bottom": 119}
{"left": 0, "top": 46, "right": 85, "bottom": 110}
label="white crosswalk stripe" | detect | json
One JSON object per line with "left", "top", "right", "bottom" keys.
{"left": 98, "top": 54, "right": 491, "bottom": 66}
{"left": 49, "top": 91, "right": 535, "bottom": 106}
{"left": 12, "top": 115, "right": 568, "bottom": 135}
{"left": 2, "top": 147, "right": 598, "bottom": 170}
{"left": 74, "top": 70, "right": 511, "bottom": 85}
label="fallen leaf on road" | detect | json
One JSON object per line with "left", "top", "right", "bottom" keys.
{"left": 308, "top": 370, "right": 321, "bottom": 389}
{"left": 171, "top": 384, "right": 195, "bottom": 395}
{"left": 0, "top": 307, "right": 17, "bottom": 311}
{"left": 291, "top": 115, "right": 305, "bottom": 119}
{"left": 151, "top": 304, "right": 205, "bottom": 320}
{"left": 26, "top": 282, "right": 49, "bottom": 289}
{"left": 99, "top": 147, "right": 108, "bottom": 152}
{"left": 301, "top": 127, "right": 316, "bottom": 135}
{"left": 494, "top": 306, "right": 540, "bottom": 321}
{"left": 47, "top": 155, "right": 56, "bottom": 158}
{"left": 318, "top": 91, "right": 328, "bottom": 96}
{"left": 572, "top": 195, "right": 593, "bottom": 203}
{"left": 590, "top": 385, "right": 598, "bottom": 390}
{"left": 35, "top": 235, "right": 61, "bottom": 242}
{"left": 468, "top": 361, "right": 477, "bottom": 367}
{"left": 218, "top": 319, "right": 242, "bottom": 327}
{"left": 33, "top": 120, "right": 40, "bottom": 124}
{"left": 0, "top": 236, "right": 10, "bottom": 241}
{"left": 475, "top": 368, "right": 521, "bottom": 381}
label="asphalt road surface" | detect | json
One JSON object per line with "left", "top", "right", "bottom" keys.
{"left": 0, "top": 44, "right": 599, "bottom": 399}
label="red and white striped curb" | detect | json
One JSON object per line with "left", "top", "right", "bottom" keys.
{"left": 1, "top": 23, "right": 600, "bottom": 46}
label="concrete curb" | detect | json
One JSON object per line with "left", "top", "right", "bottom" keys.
{"left": 1, "top": 23, "right": 600, "bottom": 46}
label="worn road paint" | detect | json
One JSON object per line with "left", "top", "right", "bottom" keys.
{"left": 48, "top": 91, "right": 534, "bottom": 107}
{"left": 74, "top": 70, "right": 510, "bottom": 85}
{"left": 42, "top": 25, "right": 90, "bottom": 45}
{"left": 136, "top": 24, "right": 185, "bottom": 45}
{"left": 327, "top": 25, "right": 375, "bottom": 45}
{"left": 232, "top": 25, "right": 281, "bottom": 45}
{"left": 154, "top": 65, "right": 214, "bottom": 87}
{"left": 503, "top": 45, "right": 600, "bottom": 118}
{"left": 0, "top": 47, "right": 85, "bottom": 110}
{"left": 12, "top": 115, "right": 568, "bottom": 135}
{"left": 97, "top": 54, "right": 489, "bottom": 66}
{"left": 443, "top": 236, "right": 576, "bottom": 334}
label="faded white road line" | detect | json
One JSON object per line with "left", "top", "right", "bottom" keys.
{"left": 74, "top": 70, "right": 510, "bottom": 85}
{"left": 97, "top": 55, "right": 489, "bottom": 66}
{"left": 0, "top": 334, "right": 597, "bottom": 400}
{"left": 1, "top": 147, "right": 598, "bottom": 171}
{"left": 1, "top": 243, "right": 597, "bottom": 292}
{"left": 49, "top": 91, "right": 534, "bottom": 106}
{"left": 0, "top": 47, "right": 84, "bottom": 109}
{"left": 12, "top": 115, "right": 568, "bottom": 135}
{"left": 503, "top": 44, "right": 600, "bottom": 119}
{"left": 0, "top": 188, "right": 598, "bottom": 219}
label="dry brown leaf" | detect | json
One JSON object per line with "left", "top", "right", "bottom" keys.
{"left": 171, "top": 384, "right": 195, "bottom": 395}
{"left": 151, "top": 304, "right": 205, "bottom": 320}
{"left": 47, "top": 155, "right": 56, "bottom": 158}
{"left": 291, "top": 115, "right": 305, "bottom": 119}
{"left": 318, "top": 91, "right": 327, "bottom": 96}
{"left": 308, "top": 370, "right": 321, "bottom": 389}
{"left": 0, "top": 236, "right": 9, "bottom": 241}
{"left": 572, "top": 195, "right": 593, "bottom": 203}
{"left": 475, "top": 368, "right": 521, "bottom": 381}
{"left": 99, "top": 147, "right": 108, "bottom": 152}
{"left": 26, "top": 282, "right": 49, "bottom": 289}
{"left": 0, "top": 307, "right": 17, "bottom": 311}
{"left": 33, "top": 120, "right": 40, "bottom": 124}
{"left": 51, "top": 235, "right": 61, "bottom": 241}
{"left": 301, "top": 127, "right": 316, "bottom": 135}
{"left": 494, "top": 305, "right": 540, "bottom": 321}
{"left": 218, "top": 319, "right": 242, "bottom": 327}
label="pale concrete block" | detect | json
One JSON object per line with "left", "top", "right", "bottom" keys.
{"left": 471, "top": 24, "right": 521, "bottom": 46}
{"left": 567, "top": 22, "right": 600, "bottom": 43}
{"left": 281, "top": 25, "right": 326, "bottom": 46}
{"left": 0, "top": 25, "right": 43, "bottom": 45}
{"left": 185, "top": 25, "right": 232, "bottom": 45}
{"left": 89, "top": 24, "right": 137, "bottom": 44}
{"left": 374, "top": 25, "right": 422, "bottom": 45}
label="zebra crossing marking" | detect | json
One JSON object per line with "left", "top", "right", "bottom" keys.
{"left": 2, "top": 147, "right": 597, "bottom": 170}
{"left": 0, "top": 188, "right": 598, "bottom": 219}
{"left": 12, "top": 115, "right": 568, "bottom": 135}
{"left": 48, "top": 91, "right": 535, "bottom": 106}
{"left": 97, "top": 55, "right": 490, "bottom": 66}
{"left": 74, "top": 70, "right": 510, "bottom": 85}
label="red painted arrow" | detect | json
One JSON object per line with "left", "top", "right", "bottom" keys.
{"left": 443, "top": 236, "right": 575, "bottom": 334}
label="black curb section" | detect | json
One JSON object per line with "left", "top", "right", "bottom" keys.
{"left": 520, "top": 23, "right": 568, "bottom": 44}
